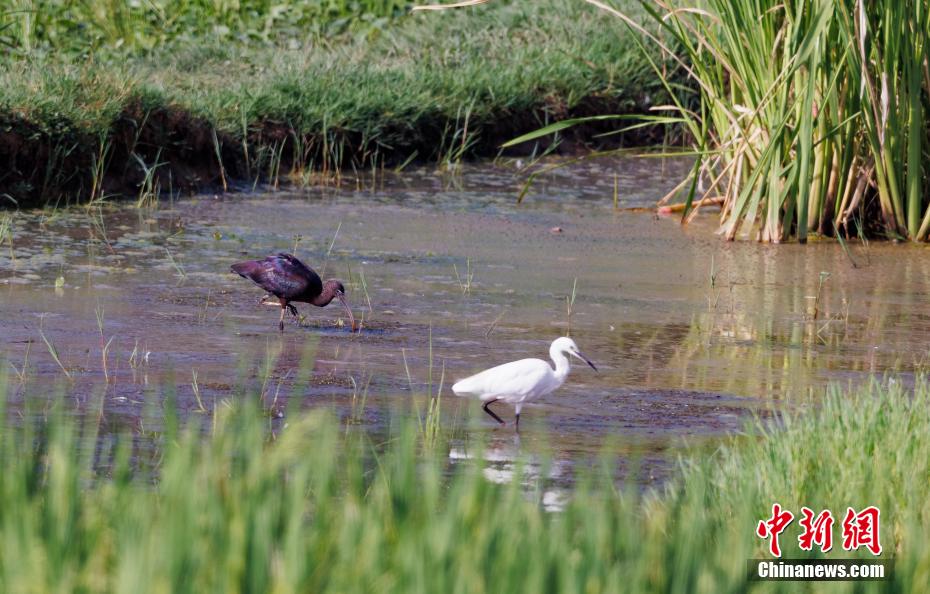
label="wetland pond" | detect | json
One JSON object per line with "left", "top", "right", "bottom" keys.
{"left": 3, "top": 156, "right": 930, "bottom": 490}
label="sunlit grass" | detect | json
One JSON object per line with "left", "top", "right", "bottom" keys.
{"left": 0, "top": 0, "right": 671, "bottom": 206}
{"left": 0, "top": 0, "right": 410, "bottom": 53}
{"left": 0, "top": 365, "right": 927, "bottom": 591}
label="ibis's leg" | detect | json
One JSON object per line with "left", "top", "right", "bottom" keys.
{"left": 287, "top": 303, "right": 301, "bottom": 327}
{"left": 278, "top": 298, "right": 287, "bottom": 332}
{"left": 482, "top": 399, "right": 505, "bottom": 425}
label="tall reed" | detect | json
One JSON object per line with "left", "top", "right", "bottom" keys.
{"left": 591, "top": 0, "right": 930, "bottom": 242}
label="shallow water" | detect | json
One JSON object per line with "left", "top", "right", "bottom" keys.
{"left": 2, "top": 155, "right": 929, "bottom": 487}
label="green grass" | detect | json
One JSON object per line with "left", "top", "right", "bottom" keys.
{"left": 0, "top": 0, "right": 672, "bottom": 206}
{"left": 0, "top": 366, "right": 926, "bottom": 592}
{"left": 1, "top": 0, "right": 410, "bottom": 53}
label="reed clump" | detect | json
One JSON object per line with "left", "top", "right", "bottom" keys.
{"left": 600, "top": 0, "right": 930, "bottom": 242}
{"left": 0, "top": 368, "right": 928, "bottom": 592}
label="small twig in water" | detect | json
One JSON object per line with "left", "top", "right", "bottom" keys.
{"left": 485, "top": 308, "right": 507, "bottom": 339}
{"left": 38, "top": 316, "right": 71, "bottom": 379}
{"left": 9, "top": 341, "right": 31, "bottom": 383}
{"left": 566, "top": 278, "right": 578, "bottom": 336}
{"left": 191, "top": 370, "right": 207, "bottom": 413}
{"left": 808, "top": 271, "right": 831, "bottom": 321}
{"left": 320, "top": 222, "right": 342, "bottom": 277}
{"left": 95, "top": 303, "right": 114, "bottom": 383}
{"left": 613, "top": 173, "right": 620, "bottom": 210}
{"left": 834, "top": 221, "right": 858, "bottom": 269}
{"left": 165, "top": 247, "right": 186, "bottom": 278}
{"left": 453, "top": 257, "right": 474, "bottom": 295}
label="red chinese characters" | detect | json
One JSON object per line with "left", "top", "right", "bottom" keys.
{"left": 798, "top": 507, "right": 834, "bottom": 553}
{"left": 842, "top": 506, "right": 882, "bottom": 555}
{"left": 757, "top": 504, "right": 882, "bottom": 557}
{"left": 756, "top": 503, "right": 794, "bottom": 557}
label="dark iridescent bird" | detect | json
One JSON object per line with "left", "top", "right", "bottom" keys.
{"left": 231, "top": 253, "right": 355, "bottom": 332}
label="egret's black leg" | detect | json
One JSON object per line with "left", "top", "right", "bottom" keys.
{"left": 515, "top": 413, "right": 520, "bottom": 431}
{"left": 482, "top": 399, "right": 505, "bottom": 425}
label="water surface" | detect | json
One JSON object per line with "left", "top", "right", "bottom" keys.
{"left": 2, "top": 155, "right": 927, "bottom": 487}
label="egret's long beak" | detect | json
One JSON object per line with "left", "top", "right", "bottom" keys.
{"left": 570, "top": 350, "right": 598, "bottom": 372}
{"left": 336, "top": 291, "right": 356, "bottom": 331}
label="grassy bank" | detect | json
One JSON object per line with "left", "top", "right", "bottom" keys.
{"left": 0, "top": 369, "right": 924, "bottom": 592}
{"left": 0, "top": 0, "right": 672, "bottom": 207}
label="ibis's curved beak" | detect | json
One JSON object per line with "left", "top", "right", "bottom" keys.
{"left": 570, "top": 350, "right": 598, "bottom": 372}
{"left": 336, "top": 291, "right": 356, "bottom": 331}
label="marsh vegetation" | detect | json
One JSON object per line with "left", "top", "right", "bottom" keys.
{"left": 0, "top": 369, "right": 919, "bottom": 592}
{"left": 0, "top": 2, "right": 925, "bottom": 591}
{"left": 586, "top": 0, "right": 930, "bottom": 242}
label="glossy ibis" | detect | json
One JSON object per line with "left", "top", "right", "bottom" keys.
{"left": 231, "top": 253, "right": 355, "bottom": 332}
{"left": 452, "top": 337, "right": 597, "bottom": 430}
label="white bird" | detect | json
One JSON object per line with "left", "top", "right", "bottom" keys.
{"left": 452, "top": 337, "right": 597, "bottom": 429}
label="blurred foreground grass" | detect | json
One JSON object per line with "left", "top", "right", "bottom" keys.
{"left": 0, "top": 366, "right": 924, "bottom": 592}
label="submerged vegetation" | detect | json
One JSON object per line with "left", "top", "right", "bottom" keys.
{"left": 0, "top": 0, "right": 671, "bottom": 207}
{"left": 0, "top": 370, "right": 924, "bottom": 591}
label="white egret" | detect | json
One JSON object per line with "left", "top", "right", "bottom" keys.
{"left": 452, "top": 337, "right": 597, "bottom": 429}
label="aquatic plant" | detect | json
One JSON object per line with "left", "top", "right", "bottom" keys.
{"left": 452, "top": 257, "right": 474, "bottom": 295}
{"left": 36, "top": 316, "right": 71, "bottom": 380}
{"left": 402, "top": 325, "right": 446, "bottom": 449}
{"left": 565, "top": 277, "right": 578, "bottom": 336}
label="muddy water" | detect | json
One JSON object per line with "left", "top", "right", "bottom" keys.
{"left": 2, "top": 156, "right": 929, "bottom": 487}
